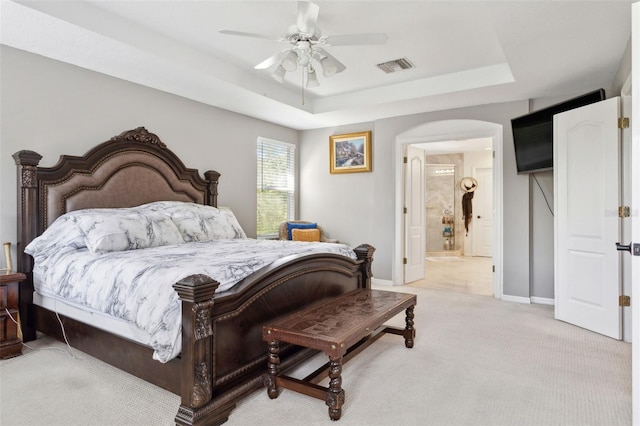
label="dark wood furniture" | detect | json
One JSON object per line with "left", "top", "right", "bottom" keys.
{"left": 0, "top": 271, "right": 26, "bottom": 359}
{"left": 13, "top": 127, "right": 375, "bottom": 425}
{"left": 263, "top": 289, "right": 416, "bottom": 420}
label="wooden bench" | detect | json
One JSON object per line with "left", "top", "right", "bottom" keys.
{"left": 262, "top": 288, "right": 417, "bottom": 421}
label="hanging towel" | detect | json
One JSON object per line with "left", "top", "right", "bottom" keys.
{"left": 462, "top": 191, "right": 474, "bottom": 235}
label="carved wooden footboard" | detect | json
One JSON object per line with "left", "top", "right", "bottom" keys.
{"left": 173, "top": 244, "right": 373, "bottom": 425}
{"left": 14, "top": 127, "right": 374, "bottom": 425}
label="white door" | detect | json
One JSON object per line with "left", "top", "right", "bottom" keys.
{"left": 404, "top": 145, "right": 425, "bottom": 283}
{"left": 554, "top": 97, "right": 621, "bottom": 339}
{"left": 473, "top": 167, "right": 493, "bottom": 257}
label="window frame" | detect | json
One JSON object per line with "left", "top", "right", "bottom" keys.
{"left": 256, "top": 137, "right": 296, "bottom": 239}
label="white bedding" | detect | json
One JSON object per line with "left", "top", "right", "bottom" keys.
{"left": 25, "top": 201, "right": 355, "bottom": 363}
{"left": 31, "top": 238, "right": 355, "bottom": 362}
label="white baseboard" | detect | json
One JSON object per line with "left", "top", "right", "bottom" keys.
{"left": 371, "top": 278, "right": 394, "bottom": 287}
{"left": 501, "top": 294, "right": 531, "bottom": 304}
{"left": 530, "top": 296, "right": 554, "bottom": 305}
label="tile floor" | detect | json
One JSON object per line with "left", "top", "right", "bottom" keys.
{"left": 407, "top": 255, "right": 493, "bottom": 296}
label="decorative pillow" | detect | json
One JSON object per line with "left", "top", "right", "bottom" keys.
{"left": 291, "top": 228, "right": 321, "bottom": 242}
{"left": 286, "top": 222, "right": 317, "bottom": 240}
{"left": 24, "top": 213, "right": 88, "bottom": 257}
{"left": 143, "top": 201, "right": 247, "bottom": 242}
{"left": 218, "top": 207, "right": 248, "bottom": 239}
{"left": 77, "top": 211, "right": 184, "bottom": 253}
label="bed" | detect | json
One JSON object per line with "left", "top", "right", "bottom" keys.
{"left": 13, "top": 127, "right": 375, "bottom": 425}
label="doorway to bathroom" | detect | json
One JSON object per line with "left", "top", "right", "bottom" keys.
{"left": 394, "top": 119, "right": 503, "bottom": 299}
{"left": 410, "top": 138, "right": 494, "bottom": 296}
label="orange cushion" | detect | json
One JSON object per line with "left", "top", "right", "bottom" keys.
{"left": 291, "top": 228, "right": 321, "bottom": 242}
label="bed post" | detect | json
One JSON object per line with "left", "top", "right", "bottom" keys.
{"left": 204, "top": 170, "right": 220, "bottom": 207}
{"left": 354, "top": 244, "right": 375, "bottom": 289}
{"left": 173, "top": 274, "right": 221, "bottom": 426}
{"left": 13, "top": 150, "right": 43, "bottom": 342}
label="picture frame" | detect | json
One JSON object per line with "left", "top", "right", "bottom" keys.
{"left": 329, "top": 131, "right": 372, "bottom": 174}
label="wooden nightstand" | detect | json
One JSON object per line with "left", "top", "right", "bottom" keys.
{"left": 0, "top": 271, "right": 26, "bottom": 359}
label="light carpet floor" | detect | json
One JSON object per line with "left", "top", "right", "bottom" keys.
{"left": 0, "top": 285, "right": 631, "bottom": 426}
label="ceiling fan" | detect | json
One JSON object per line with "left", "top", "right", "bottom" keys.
{"left": 219, "top": 1, "right": 387, "bottom": 88}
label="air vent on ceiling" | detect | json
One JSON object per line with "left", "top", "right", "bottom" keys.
{"left": 376, "top": 58, "right": 414, "bottom": 74}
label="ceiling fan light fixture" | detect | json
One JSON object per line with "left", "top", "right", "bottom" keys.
{"left": 320, "top": 56, "right": 339, "bottom": 78}
{"left": 306, "top": 67, "right": 319, "bottom": 88}
{"left": 221, "top": 2, "right": 387, "bottom": 101}
{"left": 271, "top": 65, "right": 286, "bottom": 83}
{"left": 281, "top": 50, "right": 298, "bottom": 72}
{"left": 297, "top": 52, "right": 311, "bottom": 67}
{"left": 295, "top": 41, "right": 312, "bottom": 67}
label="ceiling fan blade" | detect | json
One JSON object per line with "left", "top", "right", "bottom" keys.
{"left": 254, "top": 50, "right": 290, "bottom": 70}
{"left": 297, "top": 1, "right": 320, "bottom": 35}
{"left": 314, "top": 48, "right": 346, "bottom": 74}
{"left": 219, "top": 29, "right": 282, "bottom": 42}
{"left": 322, "top": 33, "right": 388, "bottom": 46}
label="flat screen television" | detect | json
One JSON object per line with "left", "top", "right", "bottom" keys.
{"left": 511, "top": 89, "right": 605, "bottom": 174}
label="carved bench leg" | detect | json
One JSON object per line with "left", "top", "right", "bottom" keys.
{"left": 404, "top": 305, "right": 416, "bottom": 349}
{"left": 265, "top": 340, "right": 281, "bottom": 399}
{"left": 326, "top": 356, "right": 345, "bottom": 421}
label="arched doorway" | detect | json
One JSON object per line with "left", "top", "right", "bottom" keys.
{"left": 393, "top": 119, "right": 503, "bottom": 299}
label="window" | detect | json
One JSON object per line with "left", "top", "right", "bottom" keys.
{"left": 257, "top": 138, "right": 295, "bottom": 238}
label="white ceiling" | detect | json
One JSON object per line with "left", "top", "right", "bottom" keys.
{"left": 1, "top": 0, "right": 634, "bottom": 131}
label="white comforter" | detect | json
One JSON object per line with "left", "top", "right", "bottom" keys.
{"left": 32, "top": 238, "right": 356, "bottom": 362}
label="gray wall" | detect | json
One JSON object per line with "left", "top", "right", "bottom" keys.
{"left": 529, "top": 171, "right": 555, "bottom": 299}
{"left": 299, "top": 101, "right": 532, "bottom": 298}
{"left": 1, "top": 45, "right": 583, "bottom": 301}
{"left": 0, "top": 46, "right": 299, "bottom": 260}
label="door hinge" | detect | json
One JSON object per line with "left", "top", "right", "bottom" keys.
{"left": 403, "top": 206, "right": 407, "bottom": 214}
{"left": 403, "top": 156, "right": 408, "bottom": 164}
{"left": 619, "top": 206, "right": 630, "bottom": 218}
{"left": 492, "top": 265, "right": 495, "bottom": 273}
{"left": 619, "top": 295, "right": 631, "bottom": 307}
{"left": 618, "top": 117, "right": 629, "bottom": 129}
{"left": 403, "top": 258, "right": 407, "bottom": 265}
{"left": 492, "top": 150, "right": 495, "bottom": 158}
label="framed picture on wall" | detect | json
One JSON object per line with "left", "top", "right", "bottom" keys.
{"left": 329, "top": 131, "right": 372, "bottom": 174}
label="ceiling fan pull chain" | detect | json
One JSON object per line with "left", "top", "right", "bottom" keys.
{"left": 301, "top": 69, "right": 305, "bottom": 105}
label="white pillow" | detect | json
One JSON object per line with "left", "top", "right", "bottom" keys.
{"left": 77, "top": 210, "right": 184, "bottom": 253}
{"left": 25, "top": 214, "right": 87, "bottom": 257}
{"left": 139, "top": 201, "right": 247, "bottom": 241}
{"left": 218, "top": 207, "right": 248, "bottom": 239}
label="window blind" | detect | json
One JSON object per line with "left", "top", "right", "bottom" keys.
{"left": 257, "top": 139, "right": 295, "bottom": 238}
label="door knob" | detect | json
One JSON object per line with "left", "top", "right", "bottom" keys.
{"left": 617, "top": 242, "right": 640, "bottom": 256}
{"left": 615, "top": 242, "right": 631, "bottom": 253}
{"left": 477, "top": 215, "right": 481, "bottom": 219}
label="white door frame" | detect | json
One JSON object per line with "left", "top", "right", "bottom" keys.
{"left": 630, "top": 4, "right": 638, "bottom": 424}
{"left": 621, "top": 75, "right": 632, "bottom": 343}
{"left": 394, "top": 119, "right": 504, "bottom": 299}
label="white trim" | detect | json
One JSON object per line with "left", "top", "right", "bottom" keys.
{"left": 630, "top": 4, "right": 639, "bottom": 425}
{"left": 371, "top": 278, "right": 393, "bottom": 287}
{"left": 622, "top": 92, "right": 633, "bottom": 343}
{"left": 530, "top": 296, "right": 554, "bottom": 306}
{"left": 394, "top": 120, "right": 503, "bottom": 301}
{"left": 501, "top": 294, "right": 531, "bottom": 304}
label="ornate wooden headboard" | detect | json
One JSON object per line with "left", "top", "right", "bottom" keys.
{"left": 13, "top": 127, "right": 221, "bottom": 274}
